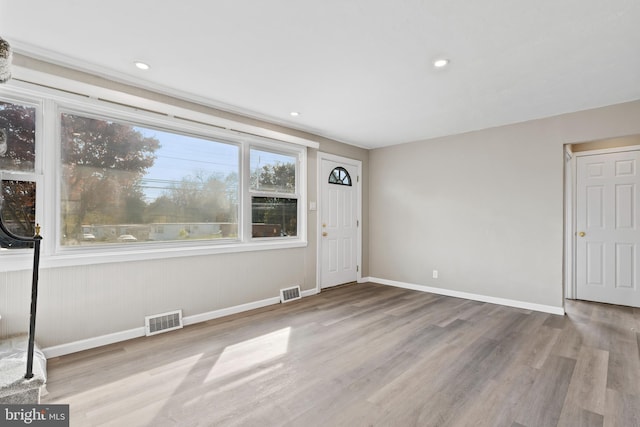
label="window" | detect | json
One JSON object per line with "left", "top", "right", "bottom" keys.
{"left": 0, "top": 99, "right": 36, "bottom": 172}
{"left": 0, "top": 97, "right": 40, "bottom": 249}
{"left": 0, "top": 82, "right": 306, "bottom": 268}
{"left": 250, "top": 148, "right": 299, "bottom": 237}
{"left": 1, "top": 179, "right": 36, "bottom": 235}
{"left": 60, "top": 112, "right": 239, "bottom": 245}
{"left": 0, "top": 179, "right": 36, "bottom": 248}
{"left": 328, "top": 166, "right": 351, "bottom": 186}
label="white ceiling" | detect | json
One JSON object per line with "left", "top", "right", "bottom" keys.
{"left": 1, "top": 0, "right": 639, "bottom": 149}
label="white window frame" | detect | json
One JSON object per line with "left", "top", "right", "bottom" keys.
{"left": 247, "top": 144, "right": 304, "bottom": 241}
{"left": 55, "top": 103, "right": 244, "bottom": 248}
{"left": 0, "top": 91, "right": 45, "bottom": 260}
{"left": 0, "top": 81, "right": 307, "bottom": 272}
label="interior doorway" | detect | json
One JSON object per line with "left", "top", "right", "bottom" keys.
{"left": 566, "top": 136, "right": 640, "bottom": 308}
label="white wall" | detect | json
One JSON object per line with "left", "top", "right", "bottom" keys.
{"left": 2, "top": 249, "right": 304, "bottom": 348}
{"left": 369, "top": 100, "right": 640, "bottom": 310}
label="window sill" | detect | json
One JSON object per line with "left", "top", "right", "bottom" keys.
{"left": 0, "top": 239, "right": 308, "bottom": 272}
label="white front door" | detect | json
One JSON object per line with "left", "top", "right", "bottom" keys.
{"left": 320, "top": 158, "right": 359, "bottom": 289}
{"left": 576, "top": 150, "right": 640, "bottom": 307}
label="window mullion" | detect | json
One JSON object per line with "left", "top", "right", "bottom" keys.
{"left": 42, "top": 99, "right": 58, "bottom": 255}
{"left": 241, "top": 142, "right": 251, "bottom": 243}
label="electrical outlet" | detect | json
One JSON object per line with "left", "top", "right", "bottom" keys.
{"left": 432, "top": 270, "right": 438, "bottom": 279}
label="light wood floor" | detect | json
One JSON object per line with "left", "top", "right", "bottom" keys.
{"left": 42, "top": 282, "right": 640, "bottom": 427}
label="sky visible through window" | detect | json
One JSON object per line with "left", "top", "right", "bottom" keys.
{"left": 136, "top": 127, "right": 297, "bottom": 202}
{"left": 250, "top": 149, "right": 295, "bottom": 174}
{"left": 136, "top": 127, "right": 238, "bottom": 202}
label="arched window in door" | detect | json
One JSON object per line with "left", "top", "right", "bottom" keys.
{"left": 328, "top": 167, "right": 352, "bottom": 186}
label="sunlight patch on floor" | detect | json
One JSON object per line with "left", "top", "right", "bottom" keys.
{"left": 79, "top": 354, "right": 205, "bottom": 419}
{"left": 205, "top": 327, "right": 291, "bottom": 383}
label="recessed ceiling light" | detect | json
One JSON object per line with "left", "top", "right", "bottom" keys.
{"left": 134, "top": 61, "right": 150, "bottom": 70}
{"left": 433, "top": 59, "right": 449, "bottom": 68}
{"left": 290, "top": 111, "right": 300, "bottom": 117}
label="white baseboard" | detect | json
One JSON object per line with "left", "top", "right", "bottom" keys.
{"left": 43, "top": 327, "right": 146, "bottom": 358}
{"left": 182, "top": 296, "right": 281, "bottom": 325}
{"left": 43, "top": 288, "right": 320, "bottom": 358}
{"left": 301, "top": 288, "right": 318, "bottom": 298}
{"left": 367, "top": 277, "right": 565, "bottom": 316}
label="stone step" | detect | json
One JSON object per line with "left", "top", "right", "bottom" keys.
{"left": 0, "top": 335, "right": 47, "bottom": 404}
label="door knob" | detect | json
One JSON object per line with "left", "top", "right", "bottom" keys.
{"left": 578, "top": 231, "right": 585, "bottom": 237}
{"left": 322, "top": 232, "right": 328, "bottom": 237}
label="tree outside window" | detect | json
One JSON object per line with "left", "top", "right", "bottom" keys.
{"left": 250, "top": 148, "right": 298, "bottom": 238}
{"left": 60, "top": 113, "right": 239, "bottom": 245}
{"left": 0, "top": 99, "right": 38, "bottom": 247}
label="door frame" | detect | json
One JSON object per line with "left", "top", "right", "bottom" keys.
{"left": 316, "top": 152, "right": 362, "bottom": 293}
{"left": 565, "top": 144, "right": 640, "bottom": 300}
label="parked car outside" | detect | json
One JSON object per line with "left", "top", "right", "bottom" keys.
{"left": 117, "top": 234, "right": 137, "bottom": 242}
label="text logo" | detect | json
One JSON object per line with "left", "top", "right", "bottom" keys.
{"left": 1, "top": 405, "right": 69, "bottom": 426}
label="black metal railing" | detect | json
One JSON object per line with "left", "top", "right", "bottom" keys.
{"left": 0, "top": 219, "right": 42, "bottom": 379}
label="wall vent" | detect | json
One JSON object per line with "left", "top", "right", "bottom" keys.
{"left": 280, "top": 285, "right": 301, "bottom": 303}
{"left": 145, "top": 310, "right": 183, "bottom": 336}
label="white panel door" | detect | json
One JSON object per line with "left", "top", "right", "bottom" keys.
{"left": 320, "top": 159, "right": 358, "bottom": 288}
{"left": 576, "top": 150, "right": 640, "bottom": 307}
